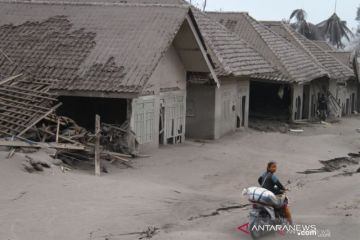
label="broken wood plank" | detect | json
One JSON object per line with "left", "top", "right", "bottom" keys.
{"left": 17, "top": 103, "right": 62, "bottom": 137}
{"left": 0, "top": 140, "right": 85, "bottom": 150}
{"left": 56, "top": 118, "right": 60, "bottom": 143}
{"left": 38, "top": 128, "right": 79, "bottom": 145}
{"left": 95, "top": 114, "right": 101, "bottom": 176}
{"left": 0, "top": 87, "right": 57, "bottom": 101}
{"left": 102, "top": 123, "right": 127, "bottom": 133}
{"left": 102, "top": 150, "right": 133, "bottom": 159}
{"left": 0, "top": 73, "right": 23, "bottom": 86}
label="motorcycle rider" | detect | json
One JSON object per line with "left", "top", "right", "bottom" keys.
{"left": 258, "top": 161, "right": 293, "bottom": 224}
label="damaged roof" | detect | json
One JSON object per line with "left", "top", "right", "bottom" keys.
{"left": 261, "top": 21, "right": 355, "bottom": 82}
{"left": 0, "top": 0, "right": 190, "bottom": 95}
{"left": 191, "top": 9, "right": 274, "bottom": 77}
{"left": 207, "top": 12, "right": 329, "bottom": 83}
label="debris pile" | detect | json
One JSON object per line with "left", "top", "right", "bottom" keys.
{"left": 0, "top": 73, "right": 61, "bottom": 137}
{"left": 0, "top": 74, "right": 141, "bottom": 175}
{"left": 298, "top": 153, "right": 360, "bottom": 177}
{"left": 22, "top": 155, "right": 52, "bottom": 173}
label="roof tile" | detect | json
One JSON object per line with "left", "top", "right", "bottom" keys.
{"left": 207, "top": 12, "right": 328, "bottom": 83}
{"left": 0, "top": 1, "right": 188, "bottom": 94}
{"left": 193, "top": 9, "right": 274, "bottom": 77}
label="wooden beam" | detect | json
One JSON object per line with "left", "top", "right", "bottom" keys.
{"left": 56, "top": 118, "right": 60, "bottom": 143}
{"left": 0, "top": 87, "right": 57, "bottom": 101}
{"left": 17, "top": 103, "right": 62, "bottom": 137}
{"left": 0, "top": 74, "right": 23, "bottom": 86}
{"left": 0, "top": 140, "right": 85, "bottom": 150}
{"left": 94, "top": 114, "right": 101, "bottom": 176}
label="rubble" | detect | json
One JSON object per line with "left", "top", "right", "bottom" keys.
{"left": 0, "top": 74, "right": 141, "bottom": 175}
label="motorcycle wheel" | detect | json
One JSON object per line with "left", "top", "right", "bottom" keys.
{"left": 249, "top": 218, "right": 262, "bottom": 239}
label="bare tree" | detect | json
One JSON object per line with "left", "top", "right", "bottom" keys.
{"left": 202, "top": 0, "right": 207, "bottom": 12}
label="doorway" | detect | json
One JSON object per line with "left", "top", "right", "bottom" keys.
{"left": 249, "top": 81, "right": 291, "bottom": 120}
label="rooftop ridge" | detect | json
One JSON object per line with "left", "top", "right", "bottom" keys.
{"left": 283, "top": 24, "right": 354, "bottom": 80}
{"left": 280, "top": 23, "right": 329, "bottom": 76}
{"left": 0, "top": 0, "right": 190, "bottom": 8}
{"left": 241, "top": 13, "right": 296, "bottom": 81}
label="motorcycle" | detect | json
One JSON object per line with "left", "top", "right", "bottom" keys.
{"left": 248, "top": 191, "right": 289, "bottom": 239}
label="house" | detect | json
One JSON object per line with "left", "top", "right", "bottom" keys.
{"left": 207, "top": 12, "right": 329, "bottom": 122}
{"left": 0, "top": 0, "right": 224, "bottom": 150}
{"left": 185, "top": 9, "right": 274, "bottom": 139}
{"left": 260, "top": 22, "right": 356, "bottom": 118}
{"left": 0, "top": 0, "right": 276, "bottom": 149}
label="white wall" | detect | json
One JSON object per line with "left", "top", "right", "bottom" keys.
{"left": 132, "top": 44, "right": 187, "bottom": 151}
{"left": 214, "top": 77, "right": 250, "bottom": 139}
{"left": 143, "top": 44, "right": 186, "bottom": 95}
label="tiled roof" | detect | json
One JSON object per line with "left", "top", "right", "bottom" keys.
{"left": 192, "top": 9, "right": 274, "bottom": 77}
{"left": 312, "top": 41, "right": 336, "bottom": 51}
{"left": 5, "top": 0, "right": 188, "bottom": 5}
{"left": 328, "top": 51, "right": 353, "bottom": 69}
{"left": 0, "top": 1, "right": 189, "bottom": 94}
{"left": 207, "top": 12, "right": 328, "bottom": 83}
{"left": 261, "top": 21, "right": 355, "bottom": 82}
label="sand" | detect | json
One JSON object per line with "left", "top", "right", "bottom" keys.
{"left": 0, "top": 117, "right": 360, "bottom": 240}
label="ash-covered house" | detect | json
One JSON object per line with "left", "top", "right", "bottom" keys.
{"left": 0, "top": 0, "right": 225, "bottom": 150}
{"left": 207, "top": 12, "right": 329, "bottom": 122}
{"left": 261, "top": 22, "right": 356, "bottom": 118}
{"left": 0, "top": 0, "right": 276, "bottom": 149}
{"left": 315, "top": 42, "right": 358, "bottom": 115}
{"left": 185, "top": 9, "right": 274, "bottom": 139}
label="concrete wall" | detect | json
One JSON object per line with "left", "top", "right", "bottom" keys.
{"left": 214, "top": 77, "right": 250, "bottom": 139}
{"left": 237, "top": 80, "right": 250, "bottom": 128}
{"left": 143, "top": 44, "right": 187, "bottom": 95}
{"left": 186, "top": 77, "right": 250, "bottom": 140}
{"left": 306, "top": 79, "right": 329, "bottom": 119}
{"left": 291, "top": 84, "right": 303, "bottom": 121}
{"left": 328, "top": 79, "right": 357, "bottom": 116}
{"left": 186, "top": 84, "right": 216, "bottom": 139}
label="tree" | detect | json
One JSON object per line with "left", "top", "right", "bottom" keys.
{"left": 317, "top": 13, "right": 354, "bottom": 49}
{"left": 202, "top": 0, "right": 207, "bottom": 12}
{"left": 346, "top": 5, "right": 360, "bottom": 50}
{"left": 289, "top": 9, "right": 322, "bottom": 40}
{"left": 356, "top": 5, "right": 360, "bottom": 34}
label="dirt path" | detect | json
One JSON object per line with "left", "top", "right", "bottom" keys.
{"left": 1, "top": 117, "right": 360, "bottom": 240}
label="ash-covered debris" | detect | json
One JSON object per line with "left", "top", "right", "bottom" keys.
{"left": 298, "top": 153, "right": 360, "bottom": 177}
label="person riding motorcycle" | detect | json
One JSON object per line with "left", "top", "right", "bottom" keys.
{"left": 258, "top": 161, "right": 293, "bottom": 224}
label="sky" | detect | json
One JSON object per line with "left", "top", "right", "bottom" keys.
{"left": 187, "top": 0, "right": 359, "bottom": 32}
